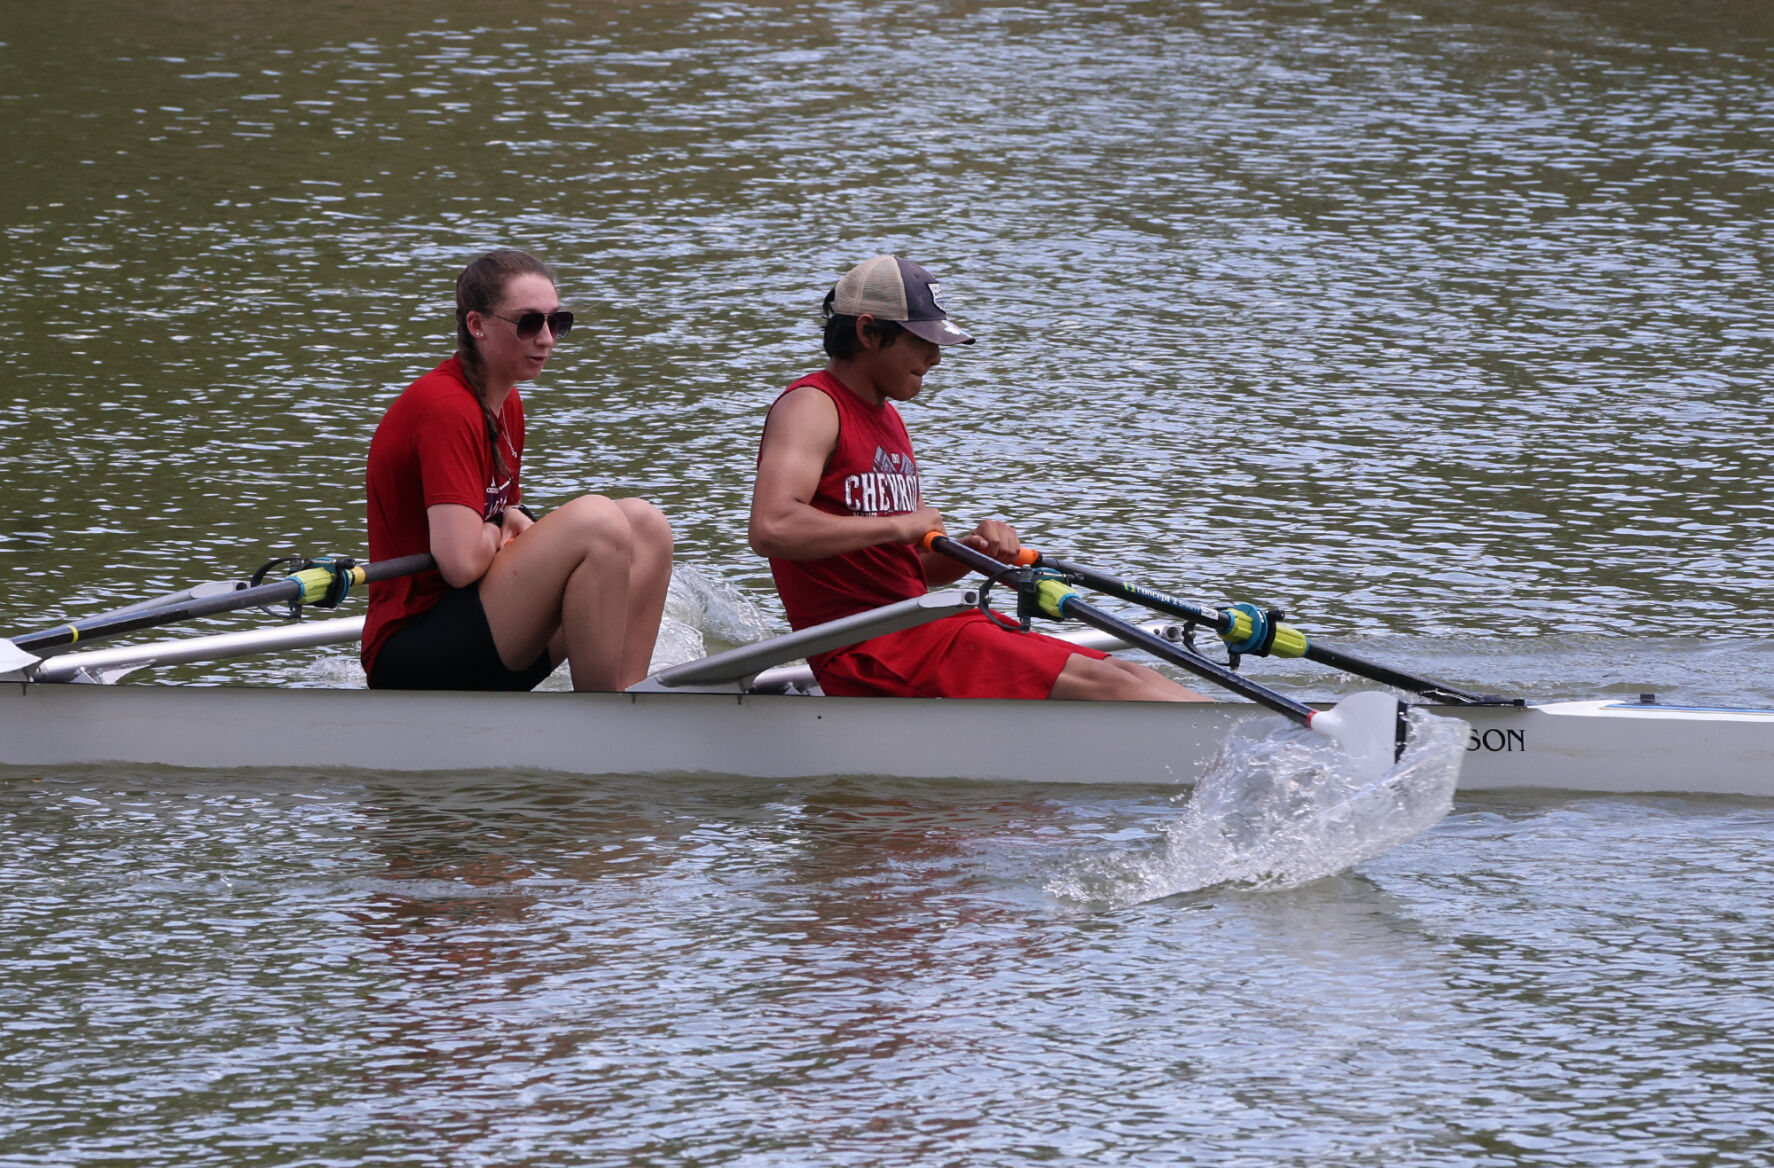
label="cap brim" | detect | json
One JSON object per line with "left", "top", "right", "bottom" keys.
{"left": 902, "top": 317, "right": 974, "bottom": 346}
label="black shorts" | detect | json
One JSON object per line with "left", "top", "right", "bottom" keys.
{"left": 368, "top": 585, "right": 555, "bottom": 692}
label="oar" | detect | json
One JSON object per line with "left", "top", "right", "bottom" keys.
{"left": 1003, "top": 547, "right": 1499, "bottom": 706}
{"left": 83, "top": 578, "right": 252, "bottom": 624}
{"left": 922, "top": 534, "right": 1402, "bottom": 778}
{"left": 6, "top": 552, "right": 435, "bottom": 658}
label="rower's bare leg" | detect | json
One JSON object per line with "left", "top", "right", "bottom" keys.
{"left": 480, "top": 494, "right": 667, "bottom": 692}
{"left": 1049, "top": 655, "right": 1214, "bottom": 702}
{"left": 612, "top": 497, "right": 672, "bottom": 686}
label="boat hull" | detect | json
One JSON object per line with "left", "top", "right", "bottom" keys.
{"left": 5, "top": 682, "right": 1773, "bottom": 796}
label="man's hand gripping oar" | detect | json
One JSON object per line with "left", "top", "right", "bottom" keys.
{"left": 921, "top": 533, "right": 1405, "bottom": 781}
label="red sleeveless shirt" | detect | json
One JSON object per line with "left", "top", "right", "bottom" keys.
{"left": 765, "top": 370, "right": 930, "bottom": 630}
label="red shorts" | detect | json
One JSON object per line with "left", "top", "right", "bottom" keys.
{"left": 811, "top": 610, "right": 1108, "bottom": 700}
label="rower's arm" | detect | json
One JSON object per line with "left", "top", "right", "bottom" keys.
{"left": 749, "top": 387, "right": 940, "bottom": 561}
{"left": 428, "top": 503, "right": 502, "bottom": 588}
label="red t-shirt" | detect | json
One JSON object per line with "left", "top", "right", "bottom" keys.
{"left": 765, "top": 370, "right": 930, "bottom": 631}
{"left": 361, "top": 355, "right": 523, "bottom": 675}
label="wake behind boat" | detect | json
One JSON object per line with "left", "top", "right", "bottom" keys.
{"left": 4, "top": 551, "right": 1772, "bottom": 797}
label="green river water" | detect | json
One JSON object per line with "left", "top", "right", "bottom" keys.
{"left": 3, "top": 2, "right": 1773, "bottom": 1164}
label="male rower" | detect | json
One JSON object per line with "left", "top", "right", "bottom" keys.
{"left": 748, "top": 255, "right": 1211, "bottom": 702}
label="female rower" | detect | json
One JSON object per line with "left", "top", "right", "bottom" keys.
{"left": 362, "top": 249, "right": 672, "bottom": 692}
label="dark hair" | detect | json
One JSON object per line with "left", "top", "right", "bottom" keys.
{"left": 821, "top": 288, "right": 905, "bottom": 360}
{"left": 455, "top": 249, "right": 556, "bottom": 480}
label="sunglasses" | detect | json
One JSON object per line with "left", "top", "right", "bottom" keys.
{"left": 487, "top": 309, "right": 574, "bottom": 339}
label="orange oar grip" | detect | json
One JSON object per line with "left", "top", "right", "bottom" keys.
{"left": 922, "top": 531, "right": 1040, "bottom": 565}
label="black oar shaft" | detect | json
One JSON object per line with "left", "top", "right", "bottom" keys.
{"left": 9, "top": 553, "right": 435, "bottom": 654}
{"left": 1036, "top": 554, "right": 1492, "bottom": 706}
{"left": 923, "top": 535, "right": 1315, "bottom": 724}
{"left": 1057, "top": 593, "right": 1316, "bottom": 725}
{"left": 1036, "top": 555, "right": 1232, "bottom": 632}
{"left": 1296, "top": 643, "right": 1485, "bottom": 705}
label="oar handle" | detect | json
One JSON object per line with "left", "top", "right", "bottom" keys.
{"left": 360, "top": 553, "right": 438, "bottom": 584}
{"left": 919, "top": 531, "right": 1038, "bottom": 568}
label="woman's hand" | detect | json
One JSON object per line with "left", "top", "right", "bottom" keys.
{"left": 499, "top": 506, "right": 535, "bottom": 547}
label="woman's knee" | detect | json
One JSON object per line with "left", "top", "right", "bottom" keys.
{"left": 615, "top": 497, "right": 673, "bottom": 553}
{"left": 555, "top": 494, "right": 636, "bottom": 559}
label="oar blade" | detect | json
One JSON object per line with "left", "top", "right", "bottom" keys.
{"left": 1307, "top": 690, "right": 1403, "bottom": 781}
{"left": 1, "top": 639, "right": 41, "bottom": 680}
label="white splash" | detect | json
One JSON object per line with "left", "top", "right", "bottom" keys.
{"left": 650, "top": 564, "right": 776, "bottom": 668}
{"left": 532, "top": 565, "right": 776, "bottom": 688}
{"left": 1050, "top": 707, "right": 1468, "bottom": 906}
